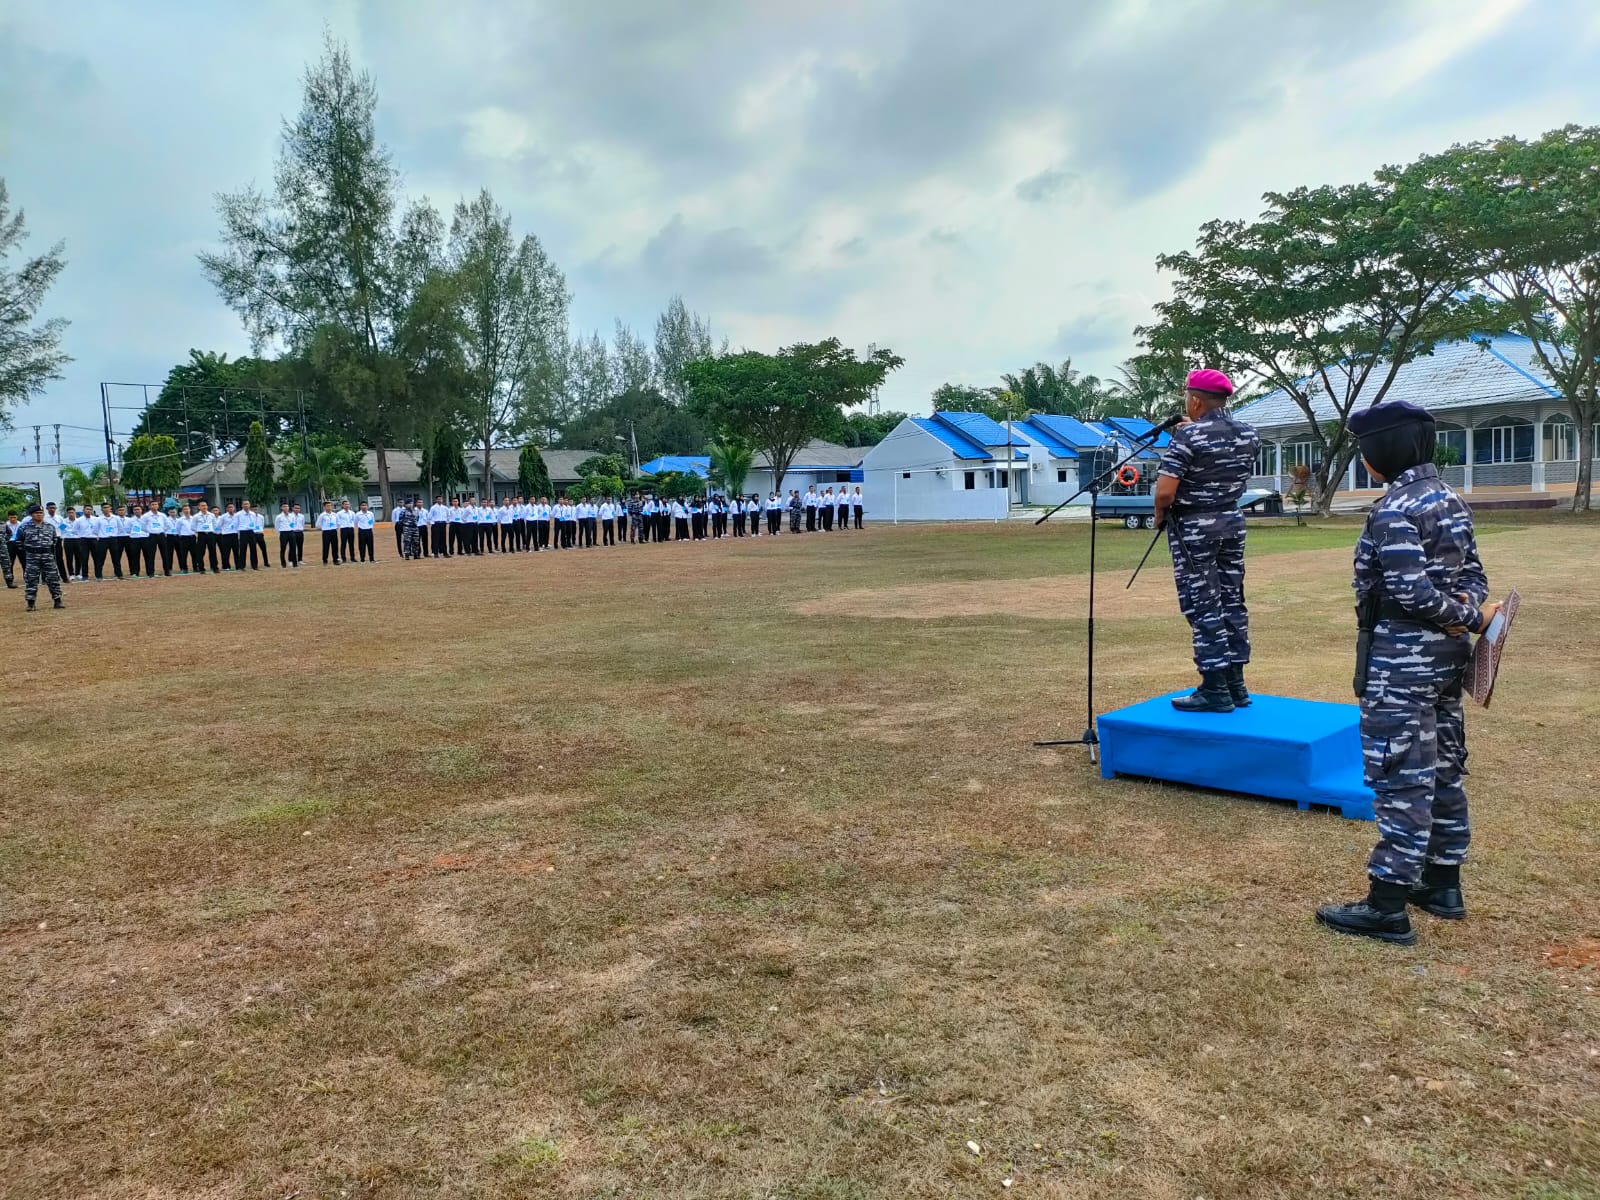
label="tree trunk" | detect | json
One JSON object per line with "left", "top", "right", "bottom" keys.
{"left": 374, "top": 445, "right": 392, "bottom": 513}
{"left": 1313, "top": 445, "right": 1358, "bottom": 516}
{"left": 483, "top": 415, "right": 494, "bottom": 503}
{"left": 1574, "top": 402, "right": 1595, "bottom": 513}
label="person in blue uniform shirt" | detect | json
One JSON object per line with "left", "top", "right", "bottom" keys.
{"left": 1152, "top": 369, "right": 1261, "bottom": 714}
{"left": 335, "top": 499, "right": 357, "bottom": 563}
{"left": 1315, "top": 401, "right": 1499, "bottom": 946}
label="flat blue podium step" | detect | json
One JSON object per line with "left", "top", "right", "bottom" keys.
{"left": 1097, "top": 693, "right": 1375, "bottom": 821}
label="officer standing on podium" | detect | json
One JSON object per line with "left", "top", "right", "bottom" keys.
{"left": 1152, "top": 369, "right": 1260, "bottom": 713}
{"left": 1316, "top": 401, "right": 1498, "bottom": 946}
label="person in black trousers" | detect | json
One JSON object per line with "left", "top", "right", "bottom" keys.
{"left": 336, "top": 500, "right": 357, "bottom": 563}
{"left": 356, "top": 500, "right": 376, "bottom": 562}
{"left": 317, "top": 502, "right": 340, "bottom": 564}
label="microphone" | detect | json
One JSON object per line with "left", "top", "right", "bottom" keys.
{"left": 1154, "top": 412, "right": 1183, "bottom": 432}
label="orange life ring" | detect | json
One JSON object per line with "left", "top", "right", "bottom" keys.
{"left": 1116, "top": 464, "right": 1140, "bottom": 487}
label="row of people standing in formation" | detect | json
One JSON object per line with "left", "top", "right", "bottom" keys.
{"left": 389, "top": 487, "right": 867, "bottom": 558}
{"left": 4, "top": 498, "right": 293, "bottom": 581}
{"left": 2, "top": 485, "right": 870, "bottom": 592}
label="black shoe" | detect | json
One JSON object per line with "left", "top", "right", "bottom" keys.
{"left": 1172, "top": 671, "right": 1235, "bottom": 713}
{"left": 26, "top": 600, "right": 34, "bottom": 611}
{"left": 53, "top": 598, "right": 64, "bottom": 609}
{"left": 1316, "top": 880, "right": 1416, "bottom": 945}
{"left": 1226, "top": 664, "right": 1252, "bottom": 708}
{"left": 1408, "top": 863, "right": 1465, "bottom": 919}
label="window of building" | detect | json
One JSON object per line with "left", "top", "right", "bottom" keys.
{"left": 1283, "top": 441, "right": 1317, "bottom": 469}
{"left": 901, "top": 472, "right": 911, "bottom": 479}
{"left": 1253, "top": 445, "right": 1278, "bottom": 475}
{"left": 1056, "top": 469, "right": 1068, "bottom": 483}
{"left": 964, "top": 471, "right": 975, "bottom": 490}
{"left": 1543, "top": 415, "right": 1577, "bottom": 462}
{"left": 996, "top": 469, "right": 1008, "bottom": 488}
{"left": 1436, "top": 423, "right": 1467, "bottom": 466}
{"left": 1473, "top": 417, "right": 1534, "bottom": 464}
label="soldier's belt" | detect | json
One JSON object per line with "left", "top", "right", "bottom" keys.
{"left": 1378, "top": 598, "right": 1445, "bottom": 628}
{"left": 1170, "top": 506, "right": 1234, "bottom": 518}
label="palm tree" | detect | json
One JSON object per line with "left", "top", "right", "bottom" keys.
{"left": 278, "top": 436, "right": 365, "bottom": 504}
{"left": 58, "top": 464, "right": 113, "bottom": 507}
{"left": 707, "top": 433, "right": 755, "bottom": 497}
{"left": 1108, "top": 355, "right": 1185, "bottom": 422}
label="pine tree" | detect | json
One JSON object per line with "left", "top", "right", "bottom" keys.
{"left": 245, "top": 420, "right": 276, "bottom": 508}
{"left": 518, "top": 443, "right": 552, "bottom": 498}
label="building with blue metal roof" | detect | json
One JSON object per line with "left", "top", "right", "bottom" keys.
{"left": 861, "top": 412, "right": 1033, "bottom": 521}
{"left": 1232, "top": 334, "right": 1588, "bottom": 501}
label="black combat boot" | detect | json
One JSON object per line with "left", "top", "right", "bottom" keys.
{"left": 1315, "top": 878, "right": 1416, "bottom": 945}
{"left": 1226, "top": 664, "right": 1251, "bottom": 707}
{"left": 1171, "top": 671, "right": 1235, "bottom": 713}
{"left": 26, "top": 599, "right": 35, "bottom": 611}
{"left": 1408, "top": 863, "right": 1465, "bottom": 920}
{"left": 53, "top": 597, "right": 64, "bottom": 609}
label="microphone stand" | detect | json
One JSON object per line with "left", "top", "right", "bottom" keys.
{"left": 1125, "top": 519, "right": 1167, "bottom": 590}
{"left": 1033, "top": 420, "right": 1175, "bottom": 761}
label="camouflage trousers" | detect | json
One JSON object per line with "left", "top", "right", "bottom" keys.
{"left": 1360, "top": 634, "right": 1471, "bottom": 886}
{"left": 0, "top": 536, "right": 11, "bottom": 586}
{"left": 1167, "top": 513, "right": 1248, "bottom": 672}
{"left": 23, "top": 546, "right": 62, "bottom": 604}
{"left": 401, "top": 526, "right": 421, "bottom": 559}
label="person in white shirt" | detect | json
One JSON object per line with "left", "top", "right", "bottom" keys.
{"left": 428, "top": 496, "right": 449, "bottom": 557}
{"left": 745, "top": 496, "right": 761, "bottom": 537}
{"left": 214, "top": 504, "right": 237, "bottom": 570}
{"left": 817, "top": 487, "right": 833, "bottom": 533}
{"left": 851, "top": 485, "right": 864, "bottom": 529}
{"left": 172, "top": 504, "right": 197, "bottom": 574}
{"left": 239, "top": 500, "right": 269, "bottom": 570}
{"left": 94, "top": 503, "right": 120, "bottom": 579}
{"left": 288, "top": 503, "right": 307, "bottom": 566}
{"left": 192, "top": 501, "right": 216, "bottom": 573}
{"left": 598, "top": 499, "right": 616, "bottom": 547}
{"left": 803, "top": 485, "right": 819, "bottom": 533}
{"left": 274, "top": 503, "right": 294, "bottom": 568}
{"left": 61, "top": 506, "right": 84, "bottom": 581}
{"left": 355, "top": 500, "right": 377, "bottom": 562}
{"left": 316, "top": 502, "right": 340, "bottom": 564}
{"left": 124, "top": 503, "right": 149, "bottom": 578}
{"left": 142, "top": 504, "right": 171, "bottom": 577}
{"left": 335, "top": 499, "right": 357, "bottom": 563}
{"left": 765, "top": 493, "right": 782, "bottom": 536}
{"left": 836, "top": 487, "right": 851, "bottom": 532}
{"left": 109, "top": 502, "right": 131, "bottom": 579}
{"left": 390, "top": 501, "right": 406, "bottom": 558}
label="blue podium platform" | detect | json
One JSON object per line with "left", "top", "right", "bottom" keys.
{"left": 1097, "top": 693, "right": 1375, "bottom": 821}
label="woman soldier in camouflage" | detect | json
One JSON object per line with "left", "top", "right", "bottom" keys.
{"left": 1316, "top": 401, "right": 1500, "bottom": 946}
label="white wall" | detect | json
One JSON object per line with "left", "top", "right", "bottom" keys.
{"left": 0, "top": 464, "right": 63, "bottom": 508}
{"left": 1011, "top": 431, "right": 1084, "bottom": 506}
{"left": 861, "top": 422, "right": 1009, "bottom": 521}
{"left": 746, "top": 466, "right": 857, "bottom": 497}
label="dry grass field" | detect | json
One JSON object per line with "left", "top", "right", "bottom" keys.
{"left": 2, "top": 515, "right": 1597, "bottom": 1199}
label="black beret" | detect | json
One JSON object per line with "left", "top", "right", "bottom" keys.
{"left": 1349, "top": 401, "right": 1435, "bottom": 437}
{"left": 27, "top": 504, "right": 42, "bottom": 515}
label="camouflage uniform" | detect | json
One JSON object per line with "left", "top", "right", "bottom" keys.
{"left": 1158, "top": 409, "right": 1261, "bottom": 672}
{"left": 0, "top": 533, "right": 12, "bottom": 588}
{"left": 18, "top": 519, "right": 64, "bottom": 607}
{"left": 397, "top": 506, "right": 421, "bottom": 559}
{"left": 1354, "top": 462, "right": 1487, "bottom": 887}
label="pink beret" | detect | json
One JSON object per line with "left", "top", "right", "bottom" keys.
{"left": 1186, "top": 368, "right": 1235, "bottom": 396}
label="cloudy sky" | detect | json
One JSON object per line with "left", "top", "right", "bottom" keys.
{"left": 4, "top": 0, "right": 1599, "bottom": 463}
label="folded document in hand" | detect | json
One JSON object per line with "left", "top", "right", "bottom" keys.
{"left": 1467, "top": 589, "right": 1520, "bottom": 708}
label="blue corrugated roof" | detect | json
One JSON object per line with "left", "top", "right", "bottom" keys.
{"left": 1101, "top": 416, "right": 1172, "bottom": 447}
{"left": 911, "top": 417, "right": 990, "bottom": 460}
{"left": 1015, "top": 418, "right": 1079, "bottom": 459}
{"left": 933, "top": 411, "right": 1027, "bottom": 447}
{"left": 1027, "top": 413, "right": 1107, "bottom": 449}
{"left": 639, "top": 455, "right": 710, "bottom": 477}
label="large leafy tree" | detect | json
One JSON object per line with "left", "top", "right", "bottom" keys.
{"left": 1141, "top": 169, "right": 1499, "bottom": 514}
{"left": 245, "top": 420, "right": 276, "bottom": 508}
{"left": 121, "top": 434, "right": 182, "bottom": 502}
{"left": 0, "top": 179, "right": 70, "bottom": 428}
{"left": 685, "top": 340, "right": 903, "bottom": 492}
{"left": 1407, "top": 126, "right": 1600, "bottom": 511}
{"left": 559, "top": 384, "right": 707, "bottom": 461}
{"left": 133, "top": 350, "right": 299, "bottom": 467}
{"left": 448, "top": 189, "right": 570, "bottom": 501}
{"left": 200, "top": 34, "right": 454, "bottom": 511}
{"left": 561, "top": 331, "right": 614, "bottom": 434}
{"left": 818, "top": 409, "right": 909, "bottom": 447}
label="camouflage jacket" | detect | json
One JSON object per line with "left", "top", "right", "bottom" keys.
{"left": 1354, "top": 463, "right": 1487, "bottom": 633}
{"left": 1158, "top": 408, "right": 1260, "bottom": 512}
{"left": 16, "top": 521, "right": 59, "bottom": 553}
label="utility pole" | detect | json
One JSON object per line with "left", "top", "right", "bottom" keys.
{"left": 211, "top": 425, "right": 222, "bottom": 510}
{"left": 52, "top": 424, "right": 61, "bottom": 464}
{"left": 1006, "top": 402, "right": 1014, "bottom": 518}
{"left": 630, "top": 421, "right": 640, "bottom": 477}
{"left": 32, "top": 426, "right": 41, "bottom": 463}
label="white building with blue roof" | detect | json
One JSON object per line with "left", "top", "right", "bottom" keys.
{"left": 1232, "top": 334, "right": 1592, "bottom": 502}
{"left": 860, "top": 411, "right": 1034, "bottom": 521}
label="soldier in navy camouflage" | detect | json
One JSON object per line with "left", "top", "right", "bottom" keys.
{"left": 1316, "top": 401, "right": 1498, "bottom": 946}
{"left": 397, "top": 499, "right": 422, "bottom": 560}
{"left": 18, "top": 505, "right": 65, "bottom": 610}
{"left": 0, "top": 524, "right": 12, "bottom": 590}
{"left": 1153, "top": 369, "right": 1261, "bottom": 713}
